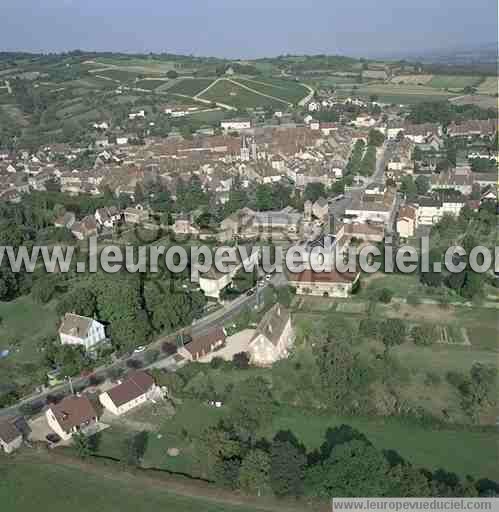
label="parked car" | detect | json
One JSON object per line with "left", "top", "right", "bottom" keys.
{"left": 133, "top": 346, "right": 146, "bottom": 353}
{"left": 46, "top": 433, "right": 61, "bottom": 444}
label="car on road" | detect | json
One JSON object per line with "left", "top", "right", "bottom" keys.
{"left": 246, "top": 288, "right": 255, "bottom": 296}
{"left": 133, "top": 346, "right": 146, "bottom": 353}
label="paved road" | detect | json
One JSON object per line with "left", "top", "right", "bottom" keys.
{"left": 0, "top": 275, "right": 282, "bottom": 419}
{"left": 329, "top": 141, "right": 392, "bottom": 222}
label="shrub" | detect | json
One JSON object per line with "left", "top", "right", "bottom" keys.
{"left": 377, "top": 288, "right": 394, "bottom": 304}
{"left": 412, "top": 325, "right": 437, "bottom": 346}
{"left": 233, "top": 352, "right": 250, "bottom": 369}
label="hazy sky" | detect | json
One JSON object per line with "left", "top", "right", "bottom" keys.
{"left": 1, "top": 0, "right": 496, "bottom": 58}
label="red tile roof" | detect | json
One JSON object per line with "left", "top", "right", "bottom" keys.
{"left": 106, "top": 371, "right": 155, "bottom": 407}
{"left": 49, "top": 395, "right": 98, "bottom": 433}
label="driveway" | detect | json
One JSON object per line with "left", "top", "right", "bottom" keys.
{"left": 29, "top": 414, "right": 54, "bottom": 442}
{"left": 199, "top": 329, "right": 256, "bottom": 363}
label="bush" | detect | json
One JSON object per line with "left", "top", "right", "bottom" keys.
{"left": 210, "top": 357, "right": 225, "bottom": 369}
{"left": 380, "top": 318, "right": 407, "bottom": 348}
{"left": 233, "top": 352, "right": 250, "bottom": 369}
{"left": 378, "top": 288, "right": 394, "bottom": 304}
{"left": 406, "top": 295, "right": 420, "bottom": 305}
{"left": 412, "top": 325, "right": 437, "bottom": 346}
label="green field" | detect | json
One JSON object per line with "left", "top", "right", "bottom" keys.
{"left": 1, "top": 456, "right": 266, "bottom": 512}
{"left": 95, "top": 397, "right": 499, "bottom": 482}
{"left": 167, "top": 78, "right": 215, "bottom": 97}
{"left": 477, "top": 77, "right": 498, "bottom": 95}
{"left": 0, "top": 296, "right": 58, "bottom": 395}
{"left": 134, "top": 79, "right": 169, "bottom": 90}
{"left": 346, "top": 83, "right": 456, "bottom": 104}
{"left": 199, "top": 79, "right": 287, "bottom": 109}
{"left": 428, "top": 75, "right": 482, "bottom": 90}
{"left": 90, "top": 68, "right": 144, "bottom": 82}
{"left": 230, "top": 77, "right": 308, "bottom": 104}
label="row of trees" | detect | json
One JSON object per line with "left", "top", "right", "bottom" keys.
{"left": 202, "top": 381, "right": 497, "bottom": 498}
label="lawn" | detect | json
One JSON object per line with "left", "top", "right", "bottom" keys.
{"left": 0, "top": 295, "right": 58, "bottom": 365}
{"left": 168, "top": 78, "right": 215, "bottom": 97}
{"left": 0, "top": 456, "right": 265, "bottom": 512}
{"left": 200, "top": 79, "right": 287, "bottom": 109}
{"left": 97, "top": 396, "right": 499, "bottom": 481}
{"left": 267, "top": 406, "right": 499, "bottom": 481}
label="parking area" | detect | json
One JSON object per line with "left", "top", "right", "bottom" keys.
{"left": 199, "top": 329, "right": 255, "bottom": 363}
{"left": 29, "top": 414, "right": 55, "bottom": 443}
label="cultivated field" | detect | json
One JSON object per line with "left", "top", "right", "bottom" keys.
{"left": 346, "top": 83, "right": 456, "bottom": 104}
{"left": 477, "top": 76, "right": 498, "bottom": 95}
{"left": 199, "top": 79, "right": 288, "bottom": 109}
{"left": 229, "top": 77, "right": 309, "bottom": 104}
{"left": 428, "top": 75, "right": 482, "bottom": 90}
{"left": 391, "top": 74, "right": 433, "bottom": 85}
{"left": 167, "top": 78, "right": 215, "bottom": 97}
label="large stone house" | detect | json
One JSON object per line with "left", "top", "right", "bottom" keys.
{"left": 59, "top": 313, "right": 106, "bottom": 352}
{"left": 99, "top": 371, "right": 158, "bottom": 416}
{"left": 71, "top": 215, "right": 98, "bottom": 240}
{"left": 248, "top": 304, "right": 294, "bottom": 366}
{"left": 288, "top": 269, "right": 360, "bottom": 298}
{"left": 178, "top": 328, "right": 226, "bottom": 361}
{"left": 46, "top": 395, "right": 99, "bottom": 441}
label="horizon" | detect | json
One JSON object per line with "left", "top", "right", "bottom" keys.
{"left": 1, "top": 0, "right": 496, "bottom": 59}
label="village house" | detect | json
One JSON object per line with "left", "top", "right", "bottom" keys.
{"left": 46, "top": 395, "right": 100, "bottom": 441}
{"left": 221, "top": 119, "right": 252, "bottom": 133}
{"left": 54, "top": 211, "right": 76, "bottom": 229}
{"left": 95, "top": 206, "right": 121, "bottom": 229}
{"left": 59, "top": 313, "right": 106, "bottom": 352}
{"left": 123, "top": 204, "right": 149, "bottom": 224}
{"left": 248, "top": 304, "right": 294, "bottom": 366}
{"left": 178, "top": 327, "right": 226, "bottom": 361}
{"left": 396, "top": 204, "right": 418, "bottom": 239}
{"left": 0, "top": 418, "right": 23, "bottom": 454}
{"left": 71, "top": 215, "right": 98, "bottom": 240}
{"left": 344, "top": 199, "right": 395, "bottom": 227}
{"left": 99, "top": 371, "right": 158, "bottom": 416}
{"left": 198, "top": 246, "right": 260, "bottom": 299}
{"left": 220, "top": 207, "right": 304, "bottom": 241}
{"left": 430, "top": 167, "right": 474, "bottom": 196}
{"left": 288, "top": 269, "right": 360, "bottom": 298}
{"left": 416, "top": 198, "right": 465, "bottom": 227}
{"left": 337, "top": 220, "right": 386, "bottom": 244}
{"left": 172, "top": 214, "right": 200, "bottom": 236}
{"left": 447, "top": 119, "right": 496, "bottom": 139}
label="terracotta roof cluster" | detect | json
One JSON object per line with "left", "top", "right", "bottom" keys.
{"left": 49, "top": 395, "right": 98, "bottom": 433}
